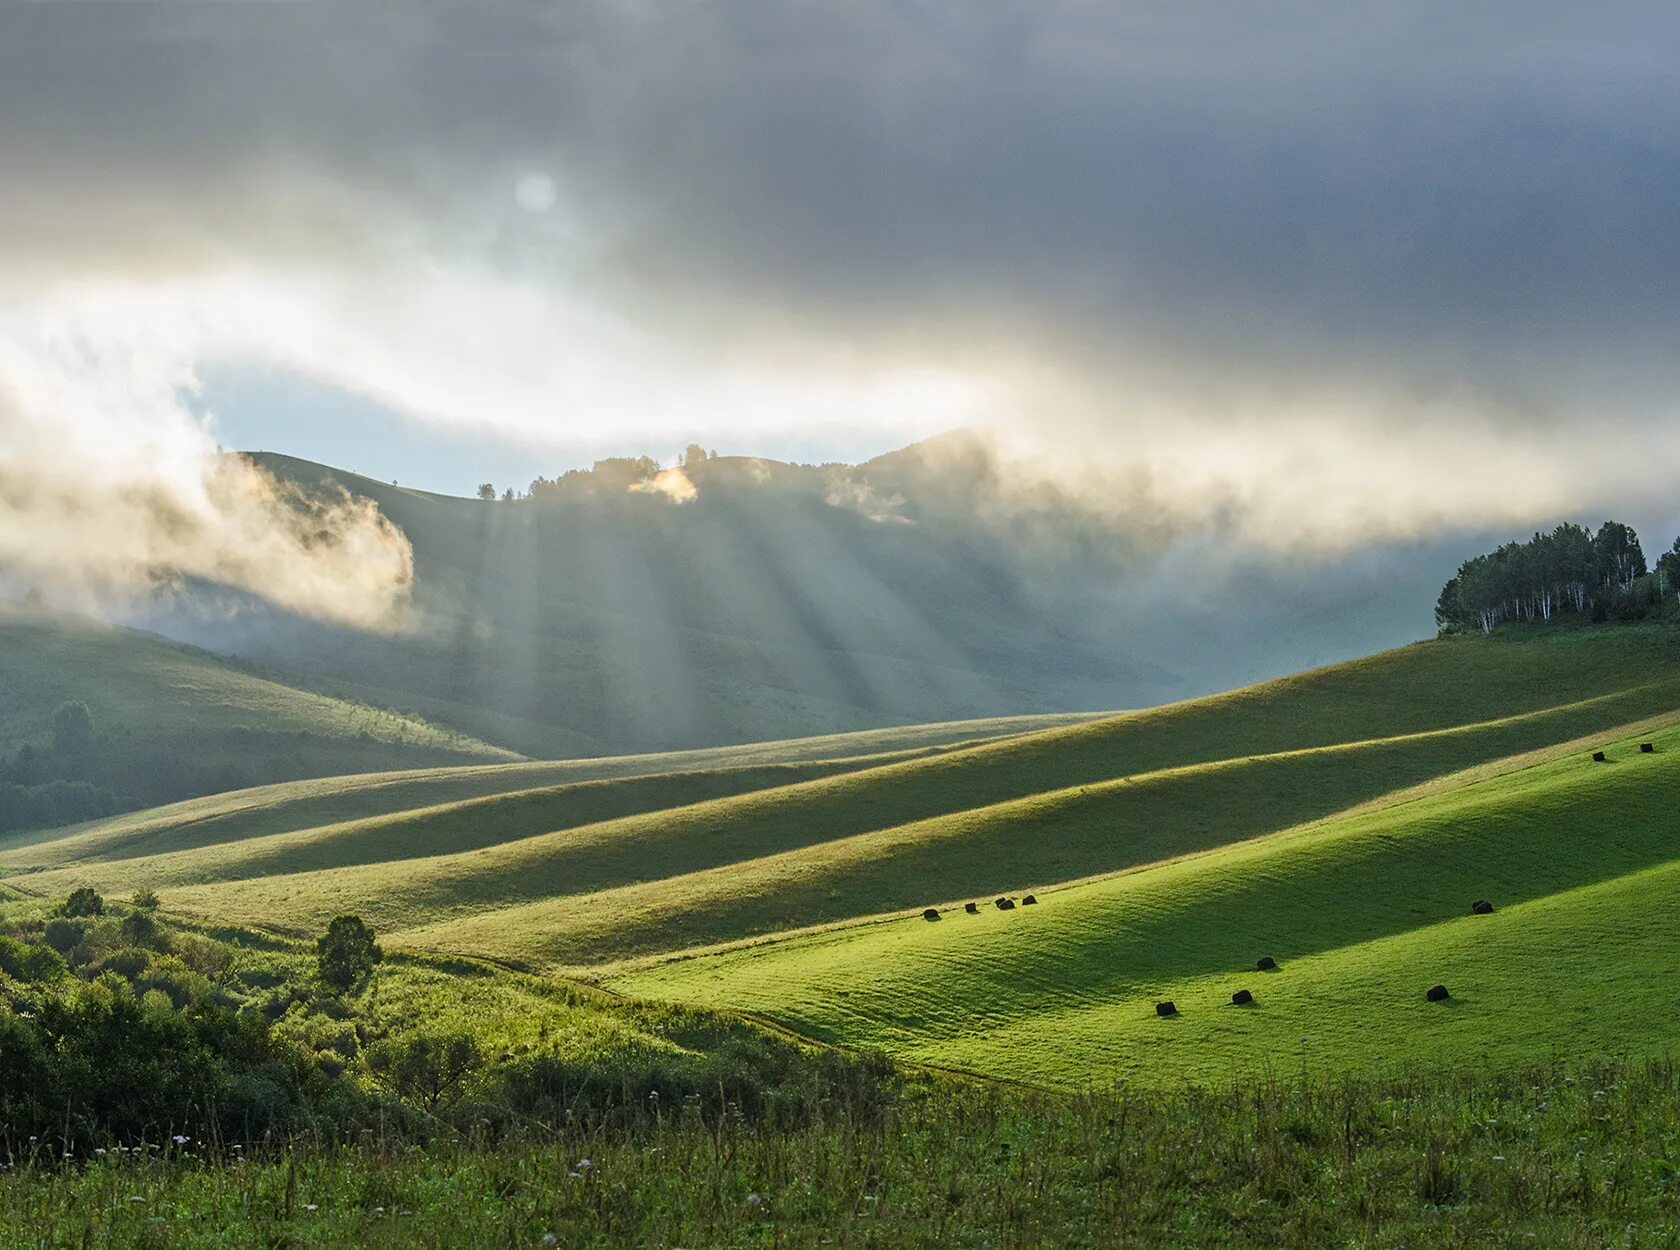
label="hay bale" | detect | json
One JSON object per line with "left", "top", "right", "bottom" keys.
{"left": 923, "top": 908, "right": 941, "bottom": 921}
{"left": 964, "top": 901, "right": 979, "bottom": 914}
{"left": 1593, "top": 751, "right": 1607, "bottom": 762}
{"left": 1642, "top": 742, "right": 1655, "bottom": 753}
{"left": 1231, "top": 988, "right": 1254, "bottom": 1006}
{"left": 1426, "top": 983, "right": 1450, "bottom": 1002}
{"left": 1256, "top": 955, "right": 1278, "bottom": 971}
{"left": 1022, "top": 894, "right": 1038, "bottom": 905}
{"left": 1471, "top": 899, "right": 1493, "bottom": 915}
{"left": 1155, "top": 1001, "right": 1177, "bottom": 1017}
{"left": 995, "top": 897, "right": 1016, "bottom": 911}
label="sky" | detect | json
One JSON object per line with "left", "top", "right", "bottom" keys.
{"left": 2, "top": 1, "right": 1679, "bottom": 609}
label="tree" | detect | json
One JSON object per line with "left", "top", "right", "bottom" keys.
{"left": 52, "top": 702, "right": 93, "bottom": 757}
{"left": 315, "top": 915, "right": 382, "bottom": 993}
{"left": 502, "top": 487, "right": 515, "bottom": 502}
{"left": 477, "top": 483, "right": 497, "bottom": 501}
{"left": 1433, "top": 576, "right": 1462, "bottom": 633}
{"left": 62, "top": 887, "right": 104, "bottom": 918}
{"left": 1593, "top": 521, "right": 1646, "bottom": 594}
{"left": 1657, "top": 537, "right": 1680, "bottom": 600}
{"left": 366, "top": 1032, "right": 482, "bottom": 1109}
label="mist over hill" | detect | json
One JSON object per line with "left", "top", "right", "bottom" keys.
{"left": 126, "top": 433, "right": 1458, "bottom": 756}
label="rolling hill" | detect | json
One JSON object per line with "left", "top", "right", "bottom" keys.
{"left": 10, "top": 621, "right": 1680, "bottom": 1087}
{"left": 617, "top": 716, "right": 1680, "bottom": 1086}
{"left": 0, "top": 622, "right": 1672, "bottom": 994}
{"left": 0, "top": 611, "right": 517, "bottom": 825}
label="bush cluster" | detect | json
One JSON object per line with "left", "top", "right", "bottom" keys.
{"left": 0, "top": 892, "right": 896, "bottom": 1152}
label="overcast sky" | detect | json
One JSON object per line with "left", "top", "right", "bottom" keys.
{"left": 3, "top": 2, "right": 1679, "bottom": 525}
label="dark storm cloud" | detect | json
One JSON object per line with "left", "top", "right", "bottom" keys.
{"left": 3, "top": 1, "right": 1678, "bottom": 415}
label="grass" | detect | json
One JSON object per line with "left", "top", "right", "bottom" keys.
{"left": 0, "top": 708, "right": 1098, "bottom": 862}
{"left": 9, "top": 1057, "right": 1680, "bottom": 1246}
{"left": 0, "top": 612, "right": 516, "bottom": 813}
{"left": 616, "top": 717, "right": 1680, "bottom": 1086}
{"left": 21, "top": 626, "right": 1678, "bottom": 971}
{"left": 10, "top": 624, "right": 1680, "bottom": 1091}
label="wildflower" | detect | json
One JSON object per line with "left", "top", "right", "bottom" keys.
{"left": 172, "top": 1135, "right": 190, "bottom": 1145}
{"left": 746, "top": 1193, "right": 762, "bottom": 1207}
{"left": 542, "top": 1237, "right": 559, "bottom": 1247}
{"left": 95, "top": 1149, "right": 106, "bottom": 1156}
{"left": 304, "top": 1204, "right": 318, "bottom": 1212}
{"left": 577, "top": 1158, "right": 592, "bottom": 1170}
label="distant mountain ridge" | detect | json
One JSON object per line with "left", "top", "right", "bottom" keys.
{"left": 126, "top": 434, "right": 1452, "bottom": 757}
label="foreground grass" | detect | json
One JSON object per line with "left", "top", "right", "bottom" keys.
{"left": 8, "top": 1059, "right": 1680, "bottom": 1247}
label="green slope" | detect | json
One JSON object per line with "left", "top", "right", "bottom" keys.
{"left": 0, "top": 710, "right": 1099, "bottom": 872}
{"left": 615, "top": 717, "right": 1680, "bottom": 1086}
{"left": 0, "top": 612, "right": 517, "bottom": 821}
{"left": 11, "top": 627, "right": 1679, "bottom": 983}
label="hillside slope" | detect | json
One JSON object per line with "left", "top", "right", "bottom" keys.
{"left": 133, "top": 440, "right": 1457, "bottom": 756}
{"left": 0, "top": 710, "right": 1097, "bottom": 874}
{"left": 616, "top": 714, "right": 1680, "bottom": 1086}
{"left": 0, "top": 612, "right": 517, "bottom": 825}
{"left": 11, "top": 627, "right": 1679, "bottom": 994}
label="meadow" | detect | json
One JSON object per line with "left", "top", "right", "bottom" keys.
{"left": 9, "top": 1058, "right": 1680, "bottom": 1247}
{"left": 7, "top": 625, "right": 1678, "bottom": 977}
{"left": 8, "top": 623, "right": 1680, "bottom": 1241}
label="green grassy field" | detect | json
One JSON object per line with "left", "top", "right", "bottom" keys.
{"left": 8, "top": 623, "right": 1680, "bottom": 1090}
{"left": 12, "top": 1056, "right": 1680, "bottom": 1247}
{"left": 617, "top": 716, "right": 1680, "bottom": 1086}
{"left": 0, "top": 710, "right": 1095, "bottom": 872}
{"left": 0, "top": 612, "right": 518, "bottom": 817}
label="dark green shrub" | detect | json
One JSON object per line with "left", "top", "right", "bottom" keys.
{"left": 42, "top": 917, "right": 87, "bottom": 954}
{"left": 62, "top": 888, "right": 104, "bottom": 918}
{"left": 120, "top": 910, "right": 160, "bottom": 947}
{"left": 316, "top": 915, "right": 381, "bottom": 992}
{"left": 87, "top": 948, "right": 150, "bottom": 982}
{"left": 367, "top": 1032, "right": 483, "bottom": 1110}
{"left": 0, "top": 934, "right": 65, "bottom": 983}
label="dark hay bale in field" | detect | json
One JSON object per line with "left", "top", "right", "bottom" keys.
{"left": 1471, "top": 899, "right": 1493, "bottom": 915}
{"left": 1022, "top": 894, "right": 1038, "bottom": 905}
{"left": 995, "top": 897, "right": 1016, "bottom": 911}
{"left": 1231, "top": 988, "right": 1254, "bottom": 1006}
{"left": 1155, "top": 1001, "right": 1177, "bottom": 1017}
{"left": 1593, "top": 751, "right": 1607, "bottom": 762}
{"left": 1256, "top": 956, "right": 1278, "bottom": 971}
{"left": 1426, "top": 984, "right": 1450, "bottom": 1002}
{"left": 964, "top": 901, "right": 979, "bottom": 914}
{"left": 923, "top": 908, "right": 940, "bottom": 921}
{"left": 1642, "top": 742, "right": 1655, "bottom": 753}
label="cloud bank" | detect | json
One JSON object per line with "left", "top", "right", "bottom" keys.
{"left": 1, "top": 0, "right": 1677, "bottom": 580}
{"left": 0, "top": 298, "right": 413, "bottom": 627}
